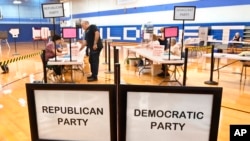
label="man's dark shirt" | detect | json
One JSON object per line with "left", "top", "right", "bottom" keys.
{"left": 85, "top": 24, "right": 103, "bottom": 52}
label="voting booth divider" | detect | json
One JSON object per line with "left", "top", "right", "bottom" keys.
{"left": 26, "top": 80, "right": 222, "bottom": 141}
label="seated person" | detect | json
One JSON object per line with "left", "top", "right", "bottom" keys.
{"left": 139, "top": 34, "right": 160, "bottom": 66}
{"left": 56, "top": 38, "right": 68, "bottom": 53}
{"left": 157, "top": 38, "right": 181, "bottom": 77}
{"left": 45, "top": 34, "right": 66, "bottom": 76}
{"left": 145, "top": 34, "right": 160, "bottom": 48}
{"left": 158, "top": 27, "right": 168, "bottom": 50}
{"left": 228, "top": 32, "right": 242, "bottom": 53}
{"left": 165, "top": 38, "right": 181, "bottom": 56}
{"left": 157, "top": 28, "right": 169, "bottom": 77}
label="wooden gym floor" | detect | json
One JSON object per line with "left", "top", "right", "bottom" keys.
{"left": 0, "top": 41, "right": 250, "bottom": 141}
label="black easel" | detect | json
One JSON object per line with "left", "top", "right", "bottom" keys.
{"left": 173, "top": 6, "right": 196, "bottom": 60}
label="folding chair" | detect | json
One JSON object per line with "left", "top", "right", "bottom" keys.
{"left": 240, "top": 60, "right": 250, "bottom": 82}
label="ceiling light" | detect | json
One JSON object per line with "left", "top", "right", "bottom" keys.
{"left": 13, "top": 0, "right": 22, "bottom": 4}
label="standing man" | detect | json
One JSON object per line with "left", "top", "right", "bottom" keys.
{"left": 80, "top": 20, "right": 103, "bottom": 82}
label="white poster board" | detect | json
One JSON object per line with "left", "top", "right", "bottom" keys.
{"left": 174, "top": 6, "right": 196, "bottom": 20}
{"left": 119, "top": 85, "right": 222, "bottom": 141}
{"left": 222, "top": 27, "right": 230, "bottom": 44}
{"left": 42, "top": 3, "right": 64, "bottom": 18}
{"left": 34, "top": 90, "right": 110, "bottom": 141}
{"left": 9, "top": 28, "right": 19, "bottom": 38}
{"left": 117, "top": 0, "right": 136, "bottom": 5}
{"left": 126, "top": 92, "right": 212, "bottom": 141}
{"left": 152, "top": 45, "right": 164, "bottom": 56}
{"left": 26, "top": 84, "right": 116, "bottom": 141}
{"left": 198, "top": 27, "right": 209, "bottom": 46}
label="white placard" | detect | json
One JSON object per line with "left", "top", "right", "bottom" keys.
{"left": 153, "top": 45, "right": 164, "bottom": 56}
{"left": 117, "top": 0, "right": 136, "bottom": 5}
{"left": 143, "top": 33, "right": 150, "bottom": 40}
{"left": 174, "top": 6, "right": 196, "bottom": 20}
{"left": 126, "top": 92, "right": 213, "bottom": 141}
{"left": 34, "top": 90, "right": 110, "bottom": 141}
{"left": 42, "top": 3, "right": 64, "bottom": 18}
{"left": 9, "top": 28, "right": 20, "bottom": 38}
{"left": 222, "top": 27, "right": 230, "bottom": 44}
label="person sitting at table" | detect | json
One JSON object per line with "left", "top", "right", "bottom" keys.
{"left": 228, "top": 32, "right": 242, "bottom": 53}
{"left": 45, "top": 34, "right": 66, "bottom": 79}
{"left": 158, "top": 27, "right": 168, "bottom": 49}
{"left": 157, "top": 28, "right": 170, "bottom": 77}
{"left": 138, "top": 34, "right": 160, "bottom": 67}
{"left": 166, "top": 38, "right": 181, "bottom": 56}
{"left": 157, "top": 38, "right": 181, "bottom": 78}
{"left": 145, "top": 34, "right": 160, "bottom": 48}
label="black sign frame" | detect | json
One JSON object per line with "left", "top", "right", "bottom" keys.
{"left": 164, "top": 26, "right": 179, "bottom": 38}
{"left": 174, "top": 6, "right": 196, "bottom": 21}
{"left": 118, "top": 85, "right": 222, "bottom": 141}
{"left": 41, "top": 3, "right": 65, "bottom": 18}
{"left": 62, "top": 27, "right": 77, "bottom": 39}
{"left": 26, "top": 83, "right": 117, "bottom": 141}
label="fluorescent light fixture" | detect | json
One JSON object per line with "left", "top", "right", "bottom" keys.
{"left": 13, "top": 0, "right": 22, "bottom": 4}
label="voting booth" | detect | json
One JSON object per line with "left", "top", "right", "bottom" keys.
{"left": 118, "top": 85, "right": 222, "bottom": 141}
{"left": 26, "top": 84, "right": 117, "bottom": 141}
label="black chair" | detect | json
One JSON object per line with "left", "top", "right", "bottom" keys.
{"left": 240, "top": 60, "right": 250, "bottom": 82}
{"left": 40, "top": 50, "right": 61, "bottom": 83}
{"left": 166, "top": 48, "right": 186, "bottom": 78}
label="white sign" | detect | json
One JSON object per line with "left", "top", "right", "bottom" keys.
{"left": 174, "top": 6, "right": 196, "bottom": 20}
{"left": 153, "top": 45, "right": 164, "bottom": 56}
{"left": 34, "top": 90, "right": 110, "bottom": 141}
{"left": 143, "top": 33, "right": 151, "bottom": 40}
{"left": 9, "top": 28, "right": 19, "bottom": 38}
{"left": 198, "top": 27, "right": 209, "bottom": 46}
{"left": 42, "top": 3, "right": 64, "bottom": 18}
{"left": 126, "top": 92, "right": 213, "bottom": 141}
{"left": 117, "top": 0, "right": 136, "bottom": 5}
